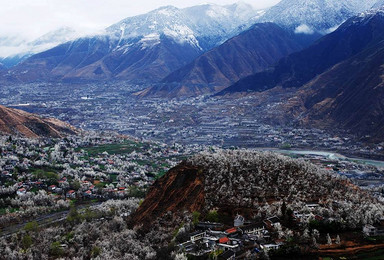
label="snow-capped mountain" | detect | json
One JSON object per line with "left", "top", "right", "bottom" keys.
{"left": 106, "top": 3, "right": 262, "bottom": 52}
{"left": 0, "top": 27, "right": 80, "bottom": 68}
{"left": 259, "top": 0, "right": 378, "bottom": 34}
{"left": 4, "top": 3, "right": 263, "bottom": 82}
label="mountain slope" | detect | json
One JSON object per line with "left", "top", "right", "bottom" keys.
{"left": 132, "top": 151, "right": 383, "bottom": 227}
{"left": 0, "top": 105, "right": 78, "bottom": 138}
{"left": 135, "top": 1, "right": 380, "bottom": 98}
{"left": 293, "top": 40, "right": 384, "bottom": 141}
{"left": 3, "top": 4, "right": 261, "bottom": 83}
{"left": 221, "top": 9, "right": 384, "bottom": 94}
{"left": 161, "top": 23, "right": 302, "bottom": 90}
{"left": 258, "top": 0, "right": 377, "bottom": 33}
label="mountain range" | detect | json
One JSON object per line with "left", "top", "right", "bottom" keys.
{"left": 137, "top": 23, "right": 303, "bottom": 97}
{"left": 222, "top": 9, "right": 384, "bottom": 93}
{"left": 2, "top": 0, "right": 379, "bottom": 84}
{"left": 1, "top": 3, "right": 262, "bottom": 83}
{"left": 219, "top": 9, "right": 384, "bottom": 140}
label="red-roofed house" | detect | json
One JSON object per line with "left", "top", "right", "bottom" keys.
{"left": 225, "top": 228, "right": 237, "bottom": 234}
{"left": 17, "top": 188, "right": 26, "bottom": 196}
{"left": 66, "top": 190, "right": 76, "bottom": 199}
{"left": 219, "top": 237, "right": 229, "bottom": 244}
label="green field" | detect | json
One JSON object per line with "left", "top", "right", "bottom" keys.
{"left": 78, "top": 140, "right": 151, "bottom": 156}
{"left": 0, "top": 207, "right": 19, "bottom": 215}
{"left": 78, "top": 141, "right": 185, "bottom": 179}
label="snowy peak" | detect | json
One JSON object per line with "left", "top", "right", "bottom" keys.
{"left": 344, "top": 7, "right": 384, "bottom": 26}
{"left": 106, "top": 3, "right": 262, "bottom": 51}
{"left": 106, "top": 6, "right": 199, "bottom": 49}
{"left": 259, "top": 0, "right": 378, "bottom": 34}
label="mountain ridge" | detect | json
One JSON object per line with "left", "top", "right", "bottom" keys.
{"left": 162, "top": 23, "right": 303, "bottom": 89}
{"left": 220, "top": 9, "right": 384, "bottom": 94}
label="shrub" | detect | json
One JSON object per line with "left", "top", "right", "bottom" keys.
{"left": 206, "top": 210, "right": 219, "bottom": 222}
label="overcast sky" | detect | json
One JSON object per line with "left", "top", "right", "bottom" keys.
{"left": 0, "top": 0, "right": 280, "bottom": 40}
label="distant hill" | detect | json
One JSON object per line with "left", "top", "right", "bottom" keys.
{"left": 132, "top": 151, "right": 382, "bottom": 228}
{"left": 0, "top": 105, "right": 78, "bottom": 138}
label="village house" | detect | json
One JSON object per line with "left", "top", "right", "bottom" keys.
{"left": 234, "top": 214, "right": 245, "bottom": 227}
{"left": 218, "top": 237, "right": 241, "bottom": 252}
{"left": 260, "top": 243, "right": 280, "bottom": 252}
{"left": 190, "top": 231, "right": 206, "bottom": 242}
{"left": 264, "top": 216, "right": 281, "bottom": 229}
{"left": 363, "top": 224, "right": 384, "bottom": 237}
{"left": 66, "top": 190, "right": 76, "bottom": 199}
{"left": 48, "top": 185, "right": 57, "bottom": 191}
{"left": 17, "top": 188, "right": 26, "bottom": 196}
{"left": 293, "top": 211, "right": 315, "bottom": 224}
{"left": 240, "top": 222, "right": 266, "bottom": 237}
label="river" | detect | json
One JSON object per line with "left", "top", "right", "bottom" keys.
{"left": 255, "top": 148, "right": 384, "bottom": 169}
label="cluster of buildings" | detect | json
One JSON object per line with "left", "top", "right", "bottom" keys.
{"left": 178, "top": 215, "right": 285, "bottom": 259}
{"left": 178, "top": 203, "right": 384, "bottom": 259}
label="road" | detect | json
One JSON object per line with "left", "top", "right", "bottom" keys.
{"left": 0, "top": 203, "right": 101, "bottom": 238}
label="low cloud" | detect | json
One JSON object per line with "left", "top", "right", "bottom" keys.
{"left": 294, "top": 24, "right": 314, "bottom": 35}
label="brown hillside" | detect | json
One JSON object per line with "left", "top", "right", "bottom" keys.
{"left": 131, "top": 163, "right": 205, "bottom": 227}
{"left": 0, "top": 105, "right": 78, "bottom": 138}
